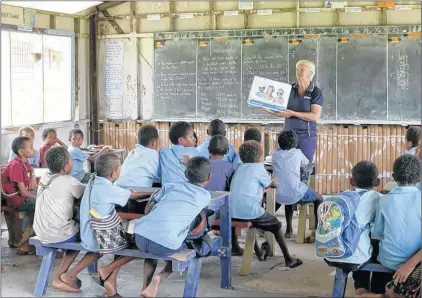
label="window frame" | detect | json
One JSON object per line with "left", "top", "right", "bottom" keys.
{"left": 1, "top": 24, "right": 76, "bottom": 129}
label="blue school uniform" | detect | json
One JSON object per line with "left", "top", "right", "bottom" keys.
{"left": 417, "top": 182, "right": 421, "bottom": 191}
{"left": 272, "top": 148, "right": 310, "bottom": 205}
{"left": 230, "top": 163, "right": 272, "bottom": 220}
{"left": 197, "top": 137, "right": 238, "bottom": 164}
{"left": 79, "top": 176, "right": 131, "bottom": 251}
{"left": 134, "top": 182, "right": 211, "bottom": 250}
{"left": 373, "top": 186, "right": 421, "bottom": 270}
{"left": 159, "top": 145, "right": 199, "bottom": 185}
{"left": 68, "top": 145, "right": 89, "bottom": 181}
{"left": 9, "top": 149, "right": 40, "bottom": 166}
{"left": 115, "top": 145, "right": 160, "bottom": 187}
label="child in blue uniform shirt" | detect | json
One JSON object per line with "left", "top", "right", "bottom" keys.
{"left": 79, "top": 153, "right": 146, "bottom": 297}
{"left": 116, "top": 125, "right": 160, "bottom": 187}
{"left": 197, "top": 119, "right": 238, "bottom": 166}
{"left": 159, "top": 121, "right": 199, "bottom": 185}
{"left": 371, "top": 154, "right": 421, "bottom": 294}
{"left": 134, "top": 157, "right": 212, "bottom": 298}
{"left": 230, "top": 140, "right": 302, "bottom": 268}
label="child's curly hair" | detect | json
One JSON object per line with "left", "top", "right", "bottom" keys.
{"left": 239, "top": 140, "right": 262, "bottom": 163}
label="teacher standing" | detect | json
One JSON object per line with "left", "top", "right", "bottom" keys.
{"left": 262, "top": 60, "right": 324, "bottom": 162}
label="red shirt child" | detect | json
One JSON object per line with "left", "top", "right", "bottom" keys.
{"left": 39, "top": 128, "right": 67, "bottom": 168}
{"left": 2, "top": 137, "right": 37, "bottom": 209}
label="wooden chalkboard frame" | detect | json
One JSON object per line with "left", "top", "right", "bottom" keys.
{"left": 153, "top": 25, "right": 421, "bottom": 125}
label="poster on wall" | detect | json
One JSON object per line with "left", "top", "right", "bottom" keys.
{"left": 325, "top": 1, "right": 347, "bottom": 8}
{"left": 247, "top": 76, "right": 291, "bottom": 112}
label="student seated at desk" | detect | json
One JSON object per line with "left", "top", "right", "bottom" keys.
{"left": 367, "top": 154, "right": 421, "bottom": 295}
{"left": 133, "top": 156, "right": 212, "bottom": 298}
{"left": 33, "top": 147, "right": 98, "bottom": 293}
{"left": 404, "top": 126, "right": 421, "bottom": 156}
{"left": 203, "top": 136, "right": 243, "bottom": 255}
{"left": 2, "top": 136, "right": 38, "bottom": 254}
{"left": 8, "top": 126, "right": 40, "bottom": 168}
{"left": 67, "top": 129, "right": 109, "bottom": 183}
{"left": 39, "top": 128, "right": 67, "bottom": 168}
{"left": 159, "top": 121, "right": 199, "bottom": 185}
{"left": 324, "top": 161, "right": 382, "bottom": 296}
{"left": 230, "top": 140, "right": 302, "bottom": 268}
{"left": 272, "top": 130, "right": 323, "bottom": 241}
{"left": 79, "top": 153, "right": 145, "bottom": 297}
{"left": 116, "top": 125, "right": 160, "bottom": 188}
{"left": 197, "top": 119, "right": 238, "bottom": 165}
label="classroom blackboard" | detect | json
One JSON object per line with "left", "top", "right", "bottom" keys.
{"left": 152, "top": 27, "right": 421, "bottom": 123}
{"left": 241, "top": 36, "right": 288, "bottom": 119}
{"left": 197, "top": 38, "right": 241, "bottom": 119}
{"left": 154, "top": 39, "right": 197, "bottom": 118}
{"left": 388, "top": 36, "right": 422, "bottom": 121}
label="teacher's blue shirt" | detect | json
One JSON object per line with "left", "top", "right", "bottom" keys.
{"left": 284, "top": 82, "right": 324, "bottom": 133}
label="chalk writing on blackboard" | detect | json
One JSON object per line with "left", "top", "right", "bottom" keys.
{"left": 104, "top": 40, "right": 124, "bottom": 97}
{"left": 396, "top": 54, "right": 410, "bottom": 91}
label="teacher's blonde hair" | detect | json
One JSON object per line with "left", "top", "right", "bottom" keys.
{"left": 296, "top": 60, "right": 316, "bottom": 80}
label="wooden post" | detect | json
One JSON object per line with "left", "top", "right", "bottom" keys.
{"left": 89, "top": 14, "right": 99, "bottom": 144}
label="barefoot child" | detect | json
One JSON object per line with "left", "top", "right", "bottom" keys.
{"left": 33, "top": 147, "right": 97, "bottom": 293}
{"left": 39, "top": 128, "right": 67, "bottom": 168}
{"left": 230, "top": 140, "right": 302, "bottom": 267}
{"left": 272, "top": 130, "right": 323, "bottom": 241}
{"left": 133, "top": 156, "right": 212, "bottom": 298}
{"left": 79, "top": 153, "right": 147, "bottom": 297}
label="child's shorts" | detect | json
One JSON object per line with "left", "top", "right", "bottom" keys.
{"left": 134, "top": 234, "right": 186, "bottom": 257}
{"left": 234, "top": 212, "right": 281, "bottom": 234}
{"left": 299, "top": 188, "right": 318, "bottom": 203}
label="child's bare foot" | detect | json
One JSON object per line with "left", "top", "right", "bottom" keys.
{"left": 256, "top": 242, "right": 270, "bottom": 261}
{"left": 52, "top": 277, "right": 80, "bottom": 293}
{"left": 104, "top": 269, "right": 119, "bottom": 297}
{"left": 284, "top": 229, "right": 293, "bottom": 239}
{"left": 231, "top": 246, "right": 244, "bottom": 256}
{"left": 60, "top": 273, "right": 81, "bottom": 290}
{"left": 285, "top": 258, "right": 303, "bottom": 268}
{"left": 139, "top": 275, "right": 160, "bottom": 298}
{"left": 305, "top": 231, "right": 316, "bottom": 243}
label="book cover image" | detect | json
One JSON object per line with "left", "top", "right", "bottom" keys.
{"left": 247, "top": 76, "right": 292, "bottom": 112}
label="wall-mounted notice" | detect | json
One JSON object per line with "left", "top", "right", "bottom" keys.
{"left": 104, "top": 39, "right": 124, "bottom": 97}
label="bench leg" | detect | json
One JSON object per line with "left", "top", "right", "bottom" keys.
{"left": 309, "top": 204, "right": 315, "bottom": 230}
{"left": 239, "top": 228, "right": 256, "bottom": 276}
{"left": 332, "top": 268, "right": 348, "bottom": 298}
{"left": 265, "top": 188, "right": 276, "bottom": 256}
{"left": 296, "top": 204, "right": 307, "bottom": 243}
{"left": 183, "top": 257, "right": 202, "bottom": 298}
{"left": 33, "top": 248, "right": 57, "bottom": 297}
{"left": 88, "top": 261, "right": 98, "bottom": 274}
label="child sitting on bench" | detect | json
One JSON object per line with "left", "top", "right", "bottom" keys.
{"left": 272, "top": 130, "right": 323, "bottom": 241}
{"left": 230, "top": 140, "right": 302, "bottom": 268}
{"left": 33, "top": 147, "right": 98, "bottom": 293}
{"left": 79, "top": 153, "right": 146, "bottom": 297}
{"left": 324, "top": 161, "right": 382, "bottom": 296}
{"left": 133, "top": 156, "right": 212, "bottom": 298}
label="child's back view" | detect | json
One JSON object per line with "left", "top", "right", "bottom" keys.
{"left": 159, "top": 121, "right": 199, "bottom": 185}
{"left": 324, "top": 161, "right": 382, "bottom": 296}
{"left": 405, "top": 126, "right": 421, "bottom": 156}
{"left": 133, "top": 157, "right": 212, "bottom": 297}
{"left": 116, "top": 125, "right": 160, "bottom": 187}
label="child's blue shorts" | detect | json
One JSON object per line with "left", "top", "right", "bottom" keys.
{"left": 299, "top": 188, "right": 318, "bottom": 203}
{"left": 134, "top": 234, "right": 186, "bottom": 257}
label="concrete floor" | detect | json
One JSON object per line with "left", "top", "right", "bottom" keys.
{"left": 1, "top": 211, "right": 354, "bottom": 297}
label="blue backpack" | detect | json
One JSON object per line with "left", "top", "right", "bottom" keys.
{"left": 315, "top": 190, "right": 369, "bottom": 259}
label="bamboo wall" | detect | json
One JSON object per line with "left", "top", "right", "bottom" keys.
{"left": 102, "top": 122, "right": 410, "bottom": 194}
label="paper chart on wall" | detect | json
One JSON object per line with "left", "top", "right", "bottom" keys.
{"left": 104, "top": 39, "right": 124, "bottom": 97}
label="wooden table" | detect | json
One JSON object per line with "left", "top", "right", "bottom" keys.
{"left": 118, "top": 186, "right": 232, "bottom": 289}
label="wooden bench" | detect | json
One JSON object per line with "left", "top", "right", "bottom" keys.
{"left": 29, "top": 235, "right": 220, "bottom": 297}
{"left": 331, "top": 262, "right": 394, "bottom": 297}
{"left": 213, "top": 219, "right": 258, "bottom": 276}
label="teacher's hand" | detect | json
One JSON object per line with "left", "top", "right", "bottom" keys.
{"left": 281, "top": 109, "right": 295, "bottom": 119}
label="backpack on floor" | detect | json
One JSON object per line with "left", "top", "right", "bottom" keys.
{"left": 315, "top": 190, "right": 369, "bottom": 259}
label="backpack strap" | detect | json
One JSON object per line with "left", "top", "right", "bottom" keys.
{"left": 37, "top": 173, "right": 61, "bottom": 198}
{"left": 355, "top": 189, "right": 371, "bottom": 232}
